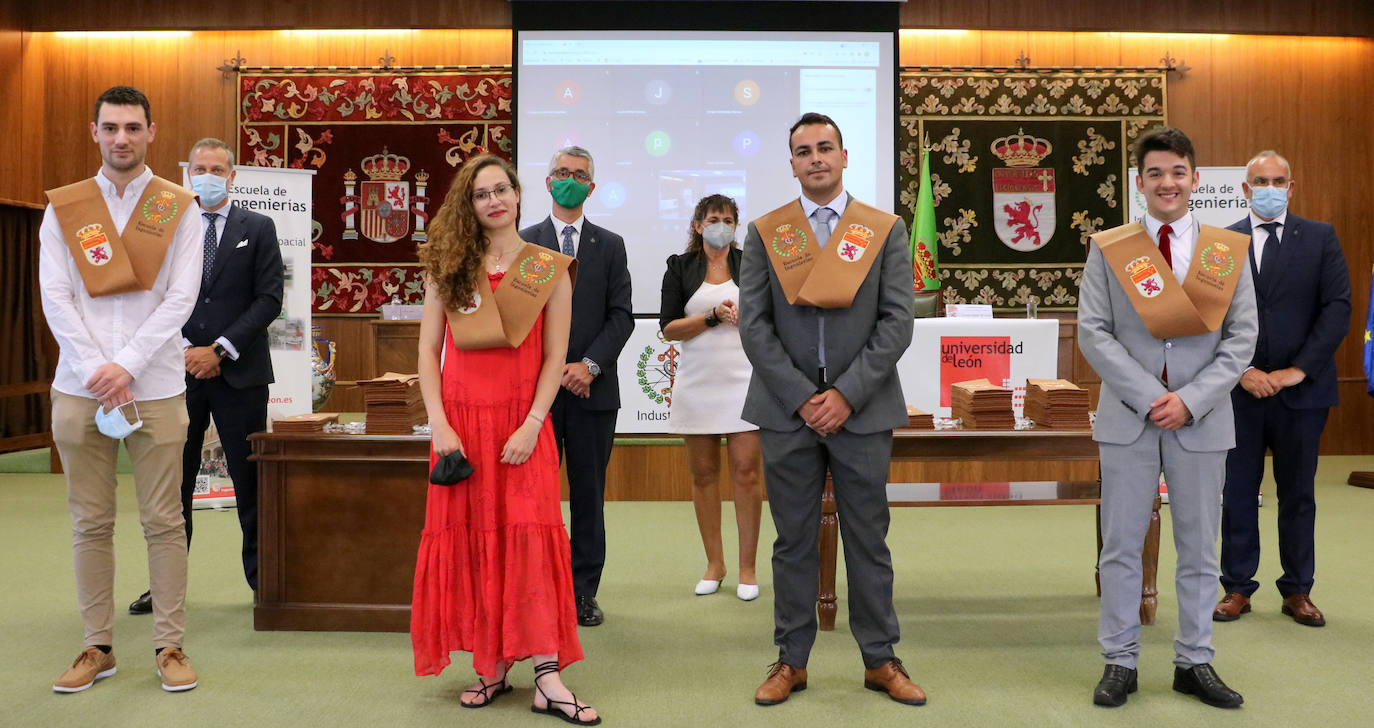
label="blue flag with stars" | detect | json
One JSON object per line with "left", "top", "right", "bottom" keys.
{"left": 1364, "top": 263, "right": 1374, "bottom": 397}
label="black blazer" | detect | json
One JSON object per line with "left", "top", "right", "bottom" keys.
{"left": 520, "top": 216, "right": 634, "bottom": 411}
{"left": 1227, "top": 213, "right": 1351, "bottom": 409}
{"left": 185, "top": 204, "right": 284, "bottom": 390}
{"left": 658, "top": 247, "right": 742, "bottom": 331}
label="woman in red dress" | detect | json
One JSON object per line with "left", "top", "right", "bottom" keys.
{"left": 411, "top": 154, "right": 598, "bottom": 725}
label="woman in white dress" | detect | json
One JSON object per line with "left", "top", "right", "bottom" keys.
{"left": 659, "top": 195, "right": 763, "bottom": 601}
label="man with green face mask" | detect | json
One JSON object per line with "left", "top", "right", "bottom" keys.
{"left": 1214, "top": 150, "right": 1351, "bottom": 628}
{"left": 520, "top": 146, "right": 633, "bottom": 627}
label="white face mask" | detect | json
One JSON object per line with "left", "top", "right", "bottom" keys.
{"left": 702, "top": 221, "right": 735, "bottom": 250}
{"left": 94, "top": 401, "right": 143, "bottom": 440}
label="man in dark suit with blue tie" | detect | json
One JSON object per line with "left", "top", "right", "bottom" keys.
{"left": 1213, "top": 150, "right": 1350, "bottom": 627}
{"left": 520, "top": 146, "right": 633, "bottom": 627}
{"left": 128, "top": 138, "right": 283, "bottom": 614}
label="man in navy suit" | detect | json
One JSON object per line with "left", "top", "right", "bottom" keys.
{"left": 519, "top": 146, "right": 633, "bottom": 627}
{"left": 1213, "top": 150, "right": 1350, "bottom": 627}
{"left": 129, "top": 138, "right": 283, "bottom": 614}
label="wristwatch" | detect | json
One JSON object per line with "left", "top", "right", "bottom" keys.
{"left": 581, "top": 357, "right": 601, "bottom": 377}
{"left": 212, "top": 343, "right": 228, "bottom": 359}
{"left": 704, "top": 309, "right": 720, "bottom": 327}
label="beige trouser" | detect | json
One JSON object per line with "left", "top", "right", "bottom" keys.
{"left": 51, "top": 390, "right": 189, "bottom": 650}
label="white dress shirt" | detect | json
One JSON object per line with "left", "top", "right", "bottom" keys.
{"left": 180, "top": 204, "right": 240, "bottom": 360}
{"left": 1142, "top": 211, "right": 1197, "bottom": 283}
{"left": 551, "top": 213, "right": 585, "bottom": 257}
{"left": 798, "top": 188, "right": 849, "bottom": 245}
{"left": 39, "top": 166, "right": 205, "bottom": 400}
{"left": 1248, "top": 209, "right": 1288, "bottom": 274}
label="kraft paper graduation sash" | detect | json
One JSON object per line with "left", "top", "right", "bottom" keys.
{"left": 1092, "top": 221, "right": 1251, "bottom": 340}
{"left": 755, "top": 199, "right": 898, "bottom": 308}
{"left": 46, "top": 176, "right": 195, "bottom": 298}
{"left": 445, "top": 242, "right": 576, "bottom": 350}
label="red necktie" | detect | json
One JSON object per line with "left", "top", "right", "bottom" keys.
{"left": 1157, "top": 224, "right": 1173, "bottom": 384}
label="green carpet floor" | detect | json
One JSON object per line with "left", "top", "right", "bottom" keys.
{"left": 3, "top": 456, "right": 1373, "bottom": 727}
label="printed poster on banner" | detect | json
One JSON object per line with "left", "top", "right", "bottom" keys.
{"left": 1129, "top": 166, "right": 1249, "bottom": 227}
{"left": 899, "top": 318, "right": 1059, "bottom": 418}
{"left": 616, "top": 320, "right": 678, "bottom": 434}
{"left": 181, "top": 163, "right": 315, "bottom": 509}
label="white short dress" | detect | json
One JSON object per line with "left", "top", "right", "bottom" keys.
{"left": 666, "top": 280, "right": 757, "bottom": 435}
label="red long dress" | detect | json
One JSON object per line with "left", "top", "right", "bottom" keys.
{"left": 411, "top": 272, "right": 583, "bottom": 677}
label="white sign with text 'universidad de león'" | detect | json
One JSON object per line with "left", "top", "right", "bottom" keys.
{"left": 182, "top": 163, "right": 314, "bottom": 507}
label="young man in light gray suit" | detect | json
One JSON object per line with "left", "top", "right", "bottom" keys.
{"left": 739, "top": 113, "right": 923, "bottom": 707}
{"left": 1079, "top": 126, "right": 1257, "bottom": 709}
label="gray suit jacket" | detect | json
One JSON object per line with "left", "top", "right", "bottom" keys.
{"left": 738, "top": 196, "right": 914, "bottom": 435}
{"left": 1078, "top": 224, "right": 1258, "bottom": 452}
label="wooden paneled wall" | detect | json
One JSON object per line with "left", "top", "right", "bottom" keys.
{"left": 19, "top": 1, "right": 1374, "bottom": 37}
{"left": 6, "top": 27, "right": 1373, "bottom": 468}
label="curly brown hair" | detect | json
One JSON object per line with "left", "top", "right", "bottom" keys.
{"left": 684, "top": 194, "right": 740, "bottom": 253}
{"left": 418, "top": 155, "right": 522, "bottom": 309}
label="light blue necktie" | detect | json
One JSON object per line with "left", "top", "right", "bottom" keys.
{"left": 561, "top": 225, "right": 576, "bottom": 257}
{"left": 201, "top": 212, "right": 218, "bottom": 285}
{"left": 813, "top": 207, "right": 837, "bottom": 372}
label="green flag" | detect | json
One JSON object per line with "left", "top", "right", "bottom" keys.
{"left": 910, "top": 146, "right": 940, "bottom": 291}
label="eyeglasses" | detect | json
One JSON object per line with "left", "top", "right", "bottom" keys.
{"left": 550, "top": 167, "right": 592, "bottom": 183}
{"left": 471, "top": 183, "right": 516, "bottom": 203}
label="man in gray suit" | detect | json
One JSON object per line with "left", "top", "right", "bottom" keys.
{"left": 1079, "top": 126, "right": 1257, "bottom": 709}
{"left": 739, "top": 113, "right": 923, "bottom": 707}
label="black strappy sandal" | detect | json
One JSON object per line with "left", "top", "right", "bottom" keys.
{"left": 530, "top": 660, "right": 601, "bottom": 725}
{"left": 460, "top": 674, "right": 512, "bottom": 708}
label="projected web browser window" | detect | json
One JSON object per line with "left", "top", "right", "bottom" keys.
{"left": 517, "top": 30, "right": 896, "bottom": 314}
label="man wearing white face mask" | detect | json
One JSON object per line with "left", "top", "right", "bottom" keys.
{"left": 1214, "top": 151, "right": 1351, "bottom": 628}
{"left": 126, "top": 138, "right": 283, "bottom": 616}
{"left": 40, "top": 86, "right": 203, "bottom": 693}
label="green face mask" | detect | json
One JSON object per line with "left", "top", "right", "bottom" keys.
{"left": 549, "top": 176, "right": 591, "bottom": 208}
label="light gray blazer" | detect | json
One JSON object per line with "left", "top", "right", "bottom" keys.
{"left": 738, "top": 196, "right": 915, "bottom": 435}
{"left": 1077, "top": 233, "right": 1258, "bottom": 452}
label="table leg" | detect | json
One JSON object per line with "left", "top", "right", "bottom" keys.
{"left": 818, "top": 474, "right": 838, "bottom": 632}
{"left": 1140, "top": 494, "right": 1161, "bottom": 625}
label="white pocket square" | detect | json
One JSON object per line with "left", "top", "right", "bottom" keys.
{"left": 235, "top": 240, "right": 248, "bottom": 249}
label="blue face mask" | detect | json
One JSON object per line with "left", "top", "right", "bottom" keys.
{"left": 94, "top": 401, "right": 143, "bottom": 440}
{"left": 1249, "top": 185, "right": 1288, "bottom": 219}
{"left": 191, "top": 173, "right": 229, "bottom": 208}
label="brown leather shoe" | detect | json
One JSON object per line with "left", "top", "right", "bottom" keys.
{"left": 1281, "top": 594, "right": 1326, "bottom": 627}
{"left": 863, "top": 658, "right": 927, "bottom": 706}
{"left": 1212, "top": 592, "right": 1251, "bottom": 622}
{"left": 754, "top": 662, "right": 806, "bottom": 706}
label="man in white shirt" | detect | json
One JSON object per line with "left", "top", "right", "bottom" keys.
{"left": 39, "top": 86, "right": 203, "bottom": 694}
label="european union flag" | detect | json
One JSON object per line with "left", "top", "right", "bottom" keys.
{"left": 1365, "top": 263, "right": 1374, "bottom": 397}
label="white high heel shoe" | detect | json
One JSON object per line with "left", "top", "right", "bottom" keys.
{"left": 694, "top": 579, "right": 721, "bottom": 596}
{"left": 737, "top": 583, "right": 760, "bottom": 601}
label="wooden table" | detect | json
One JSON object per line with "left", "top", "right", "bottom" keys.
{"left": 816, "top": 427, "right": 1162, "bottom": 631}
{"left": 250, "top": 431, "right": 429, "bottom": 632}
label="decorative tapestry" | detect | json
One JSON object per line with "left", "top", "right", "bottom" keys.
{"left": 238, "top": 69, "right": 513, "bottom": 314}
{"left": 897, "top": 69, "right": 1167, "bottom": 311}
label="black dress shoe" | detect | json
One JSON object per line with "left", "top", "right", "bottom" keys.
{"left": 128, "top": 590, "right": 152, "bottom": 615}
{"left": 575, "top": 595, "right": 603, "bottom": 627}
{"left": 1092, "top": 664, "right": 1137, "bottom": 707}
{"left": 1173, "top": 664, "right": 1243, "bottom": 708}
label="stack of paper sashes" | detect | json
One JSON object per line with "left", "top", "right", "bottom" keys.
{"left": 950, "top": 379, "right": 1015, "bottom": 430}
{"left": 272, "top": 412, "right": 338, "bottom": 433}
{"left": 357, "top": 372, "right": 425, "bottom": 434}
{"left": 1024, "top": 378, "right": 1091, "bottom": 429}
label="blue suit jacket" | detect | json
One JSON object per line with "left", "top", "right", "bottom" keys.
{"left": 1227, "top": 213, "right": 1351, "bottom": 409}
{"left": 185, "top": 204, "right": 284, "bottom": 389}
{"left": 520, "top": 215, "right": 634, "bottom": 411}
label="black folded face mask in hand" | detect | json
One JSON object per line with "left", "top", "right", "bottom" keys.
{"left": 429, "top": 450, "right": 474, "bottom": 486}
